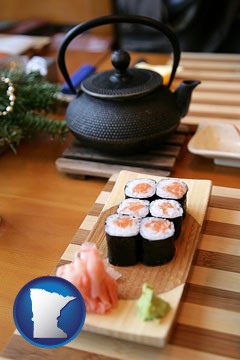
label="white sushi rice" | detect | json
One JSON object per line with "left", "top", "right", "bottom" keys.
{"left": 140, "top": 217, "right": 175, "bottom": 241}
{"left": 105, "top": 214, "right": 140, "bottom": 237}
{"left": 156, "top": 178, "right": 188, "bottom": 200}
{"left": 150, "top": 199, "right": 183, "bottom": 218}
{"left": 117, "top": 198, "right": 150, "bottom": 218}
{"left": 124, "top": 178, "right": 156, "bottom": 199}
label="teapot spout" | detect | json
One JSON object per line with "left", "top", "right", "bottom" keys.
{"left": 175, "top": 80, "right": 201, "bottom": 118}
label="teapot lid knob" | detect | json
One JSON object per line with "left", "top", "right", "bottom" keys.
{"left": 111, "top": 50, "right": 130, "bottom": 81}
{"left": 81, "top": 48, "right": 163, "bottom": 99}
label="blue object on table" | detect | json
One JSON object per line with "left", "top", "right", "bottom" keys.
{"left": 61, "top": 64, "right": 96, "bottom": 94}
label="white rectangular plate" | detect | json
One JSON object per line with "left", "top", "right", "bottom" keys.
{"left": 188, "top": 123, "right": 240, "bottom": 167}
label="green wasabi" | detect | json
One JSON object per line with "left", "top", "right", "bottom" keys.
{"left": 136, "top": 283, "right": 170, "bottom": 322}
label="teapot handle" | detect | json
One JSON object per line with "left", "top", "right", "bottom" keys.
{"left": 58, "top": 15, "right": 180, "bottom": 94}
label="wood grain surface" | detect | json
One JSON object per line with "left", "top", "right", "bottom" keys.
{"left": 3, "top": 171, "right": 240, "bottom": 359}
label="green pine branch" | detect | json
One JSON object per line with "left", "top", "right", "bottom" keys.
{"left": 0, "top": 69, "right": 69, "bottom": 153}
{"left": 0, "top": 119, "right": 23, "bottom": 153}
{"left": 18, "top": 112, "right": 69, "bottom": 139}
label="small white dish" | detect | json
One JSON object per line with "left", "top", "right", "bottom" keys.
{"left": 188, "top": 123, "right": 240, "bottom": 167}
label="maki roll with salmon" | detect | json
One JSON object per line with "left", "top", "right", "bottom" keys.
{"left": 140, "top": 217, "right": 175, "bottom": 266}
{"left": 105, "top": 214, "right": 140, "bottom": 266}
{"left": 156, "top": 178, "right": 188, "bottom": 214}
{"left": 124, "top": 178, "right": 156, "bottom": 202}
{"left": 150, "top": 199, "right": 184, "bottom": 239}
{"left": 117, "top": 198, "right": 150, "bottom": 218}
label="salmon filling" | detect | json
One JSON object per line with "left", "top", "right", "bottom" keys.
{"left": 163, "top": 181, "right": 186, "bottom": 198}
{"left": 133, "top": 183, "right": 153, "bottom": 194}
{"left": 113, "top": 217, "right": 134, "bottom": 228}
{"left": 159, "top": 202, "right": 174, "bottom": 215}
{"left": 122, "top": 202, "right": 145, "bottom": 212}
{"left": 145, "top": 219, "right": 171, "bottom": 233}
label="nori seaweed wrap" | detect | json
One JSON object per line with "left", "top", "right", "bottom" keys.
{"left": 105, "top": 214, "right": 140, "bottom": 266}
{"left": 124, "top": 178, "right": 156, "bottom": 202}
{"left": 140, "top": 217, "right": 175, "bottom": 266}
{"left": 117, "top": 198, "right": 150, "bottom": 218}
{"left": 150, "top": 199, "right": 184, "bottom": 239}
{"left": 156, "top": 178, "right": 188, "bottom": 215}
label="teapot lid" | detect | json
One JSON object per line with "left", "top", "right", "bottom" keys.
{"left": 81, "top": 49, "right": 163, "bottom": 99}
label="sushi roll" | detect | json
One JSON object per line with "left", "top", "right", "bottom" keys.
{"left": 105, "top": 214, "right": 140, "bottom": 266}
{"left": 140, "top": 217, "right": 175, "bottom": 266}
{"left": 124, "top": 178, "right": 156, "bottom": 201}
{"left": 117, "top": 198, "right": 150, "bottom": 218}
{"left": 150, "top": 199, "right": 183, "bottom": 239}
{"left": 156, "top": 178, "right": 188, "bottom": 214}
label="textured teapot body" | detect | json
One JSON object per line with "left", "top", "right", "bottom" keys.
{"left": 66, "top": 86, "right": 180, "bottom": 154}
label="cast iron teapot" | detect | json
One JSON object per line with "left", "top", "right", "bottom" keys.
{"left": 58, "top": 15, "right": 200, "bottom": 154}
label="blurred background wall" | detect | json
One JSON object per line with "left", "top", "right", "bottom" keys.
{"left": 0, "top": 0, "right": 239, "bottom": 53}
{"left": 0, "top": 0, "right": 113, "bottom": 35}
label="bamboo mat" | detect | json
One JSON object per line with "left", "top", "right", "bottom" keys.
{"left": 176, "top": 52, "right": 240, "bottom": 127}
{"left": 56, "top": 125, "right": 188, "bottom": 178}
{"left": 1, "top": 173, "right": 240, "bottom": 360}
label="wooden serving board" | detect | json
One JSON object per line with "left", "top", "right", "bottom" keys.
{"left": 61, "top": 170, "right": 212, "bottom": 348}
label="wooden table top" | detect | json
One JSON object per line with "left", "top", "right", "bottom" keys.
{"left": 0, "top": 49, "right": 239, "bottom": 358}
{"left": 1, "top": 173, "right": 240, "bottom": 360}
